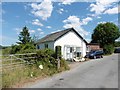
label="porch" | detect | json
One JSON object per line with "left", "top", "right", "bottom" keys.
{"left": 63, "top": 45, "right": 83, "bottom": 61}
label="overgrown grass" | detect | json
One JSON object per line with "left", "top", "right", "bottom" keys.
{"left": 2, "top": 59, "right": 69, "bottom": 88}
{"left": 2, "top": 49, "right": 70, "bottom": 88}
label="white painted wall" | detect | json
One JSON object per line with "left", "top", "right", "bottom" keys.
{"left": 37, "top": 31, "right": 87, "bottom": 59}
{"left": 82, "top": 41, "right": 87, "bottom": 57}
{"left": 38, "top": 41, "right": 54, "bottom": 50}
{"left": 54, "top": 31, "right": 86, "bottom": 59}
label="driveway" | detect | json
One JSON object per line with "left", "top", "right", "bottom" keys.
{"left": 23, "top": 54, "right": 118, "bottom": 88}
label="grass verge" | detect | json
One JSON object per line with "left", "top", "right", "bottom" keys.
{"left": 2, "top": 59, "right": 69, "bottom": 88}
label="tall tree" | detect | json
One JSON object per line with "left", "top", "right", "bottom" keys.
{"left": 91, "top": 22, "right": 120, "bottom": 47}
{"left": 18, "top": 26, "right": 31, "bottom": 44}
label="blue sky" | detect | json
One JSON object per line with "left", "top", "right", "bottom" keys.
{"left": 1, "top": 0, "right": 119, "bottom": 46}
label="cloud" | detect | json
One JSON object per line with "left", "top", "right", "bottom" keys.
{"left": 104, "top": 6, "right": 118, "bottom": 14}
{"left": 39, "top": 31, "right": 44, "bottom": 35}
{"left": 63, "top": 15, "right": 90, "bottom": 37}
{"left": 37, "top": 28, "right": 44, "bottom": 35}
{"left": 89, "top": 0, "right": 119, "bottom": 16}
{"left": 58, "top": 8, "right": 64, "bottom": 14}
{"left": 29, "top": 30, "right": 35, "bottom": 34}
{"left": 46, "top": 26, "right": 52, "bottom": 29}
{"left": 30, "top": 0, "right": 53, "bottom": 20}
{"left": 97, "top": 16, "right": 101, "bottom": 19}
{"left": 97, "top": 21, "right": 106, "bottom": 24}
{"left": 63, "top": 16, "right": 81, "bottom": 27}
{"left": 57, "top": 8, "right": 68, "bottom": 14}
{"left": 59, "top": 0, "right": 76, "bottom": 5}
{"left": 51, "top": 29, "right": 61, "bottom": 34}
{"left": 90, "top": 3, "right": 105, "bottom": 15}
{"left": 82, "top": 17, "right": 92, "bottom": 25}
{"left": 32, "top": 19, "right": 43, "bottom": 26}
{"left": 14, "top": 28, "right": 22, "bottom": 35}
{"left": 37, "top": 28, "right": 42, "bottom": 31}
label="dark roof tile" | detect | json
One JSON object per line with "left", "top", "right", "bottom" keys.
{"left": 37, "top": 28, "right": 87, "bottom": 44}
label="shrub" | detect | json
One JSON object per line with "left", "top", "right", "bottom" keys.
{"left": 36, "top": 49, "right": 57, "bottom": 69}
{"left": 18, "top": 49, "right": 36, "bottom": 54}
{"left": 2, "top": 47, "right": 12, "bottom": 55}
{"left": 59, "top": 58, "right": 70, "bottom": 71}
{"left": 44, "top": 48, "right": 56, "bottom": 57}
{"left": 21, "top": 43, "right": 35, "bottom": 50}
{"left": 10, "top": 45, "right": 22, "bottom": 54}
{"left": 103, "top": 44, "right": 114, "bottom": 54}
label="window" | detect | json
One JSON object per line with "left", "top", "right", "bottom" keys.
{"left": 70, "top": 47, "right": 73, "bottom": 53}
{"left": 45, "top": 44, "right": 48, "bottom": 48}
{"left": 77, "top": 52, "right": 81, "bottom": 57}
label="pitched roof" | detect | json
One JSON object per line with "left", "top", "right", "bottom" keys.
{"left": 36, "top": 28, "right": 87, "bottom": 44}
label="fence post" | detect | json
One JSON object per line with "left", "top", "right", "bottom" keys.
{"left": 55, "top": 46, "right": 61, "bottom": 70}
{"left": 10, "top": 55, "right": 12, "bottom": 65}
{"left": 57, "top": 58, "right": 60, "bottom": 69}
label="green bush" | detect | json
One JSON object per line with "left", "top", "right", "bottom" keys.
{"left": 59, "top": 58, "right": 70, "bottom": 71}
{"left": 2, "top": 47, "right": 12, "bottom": 55}
{"left": 36, "top": 49, "right": 57, "bottom": 69}
{"left": 18, "top": 49, "right": 36, "bottom": 54}
{"left": 2, "top": 48, "right": 70, "bottom": 88}
{"left": 44, "top": 48, "right": 55, "bottom": 56}
{"left": 10, "top": 43, "right": 36, "bottom": 54}
{"left": 21, "top": 43, "right": 35, "bottom": 50}
{"left": 103, "top": 44, "right": 114, "bottom": 54}
{"left": 10, "top": 45, "right": 22, "bottom": 54}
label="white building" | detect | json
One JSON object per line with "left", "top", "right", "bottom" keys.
{"left": 36, "top": 28, "right": 87, "bottom": 60}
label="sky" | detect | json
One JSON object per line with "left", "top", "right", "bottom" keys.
{"left": 1, "top": 0, "right": 120, "bottom": 46}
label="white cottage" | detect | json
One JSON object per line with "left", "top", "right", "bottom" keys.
{"left": 36, "top": 28, "right": 87, "bottom": 60}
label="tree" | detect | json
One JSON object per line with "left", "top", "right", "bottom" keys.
{"left": 91, "top": 22, "right": 120, "bottom": 54}
{"left": 17, "top": 26, "right": 31, "bottom": 44}
{"left": 11, "top": 26, "right": 36, "bottom": 54}
{"left": 91, "top": 22, "right": 120, "bottom": 47}
{"left": 114, "top": 41, "right": 120, "bottom": 47}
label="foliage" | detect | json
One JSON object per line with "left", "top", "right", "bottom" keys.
{"left": 91, "top": 22, "right": 120, "bottom": 47}
{"left": 59, "top": 58, "right": 70, "bottom": 71}
{"left": 36, "top": 49, "right": 57, "bottom": 69}
{"left": 114, "top": 41, "right": 120, "bottom": 47}
{"left": 19, "top": 43, "right": 36, "bottom": 53}
{"left": 2, "top": 66, "right": 43, "bottom": 88}
{"left": 91, "top": 22, "right": 120, "bottom": 54}
{"left": 2, "top": 47, "right": 12, "bottom": 55}
{"left": 9, "top": 26, "right": 36, "bottom": 54}
{"left": 103, "top": 44, "right": 114, "bottom": 54}
{"left": 10, "top": 44, "right": 22, "bottom": 54}
{"left": 0, "top": 45, "right": 2, "bottom": 49}
{"left": 17, "top": 26, "right": 31, "bottom": 44}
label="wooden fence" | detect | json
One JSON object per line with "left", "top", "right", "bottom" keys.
{"left": 1, "top": 53, "right": 37, "bottom": 71}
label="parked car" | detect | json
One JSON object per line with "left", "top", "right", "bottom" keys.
{"left": 114, "top": 48, "right": 120, "bottom": 53}
{"left": 85, "top": 50, "right": 104, "bottom": 59}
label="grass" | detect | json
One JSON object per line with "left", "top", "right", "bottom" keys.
{"left": 2, "top": 60, "right": 69, "bottom": 88}
{"left": 2, "top": 66, "right": 43, "bottom": 88}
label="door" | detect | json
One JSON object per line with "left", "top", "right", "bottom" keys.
{"left": 66, "top": 47, "right": 73, "bottom": 60}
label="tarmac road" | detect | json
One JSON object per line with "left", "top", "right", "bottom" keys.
{"left": 23, "top": 54, "right": 118, "bottom": 88}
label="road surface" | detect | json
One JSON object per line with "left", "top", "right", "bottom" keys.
{"left": 23, "top": 54, "right": 118, "bottom": 88}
